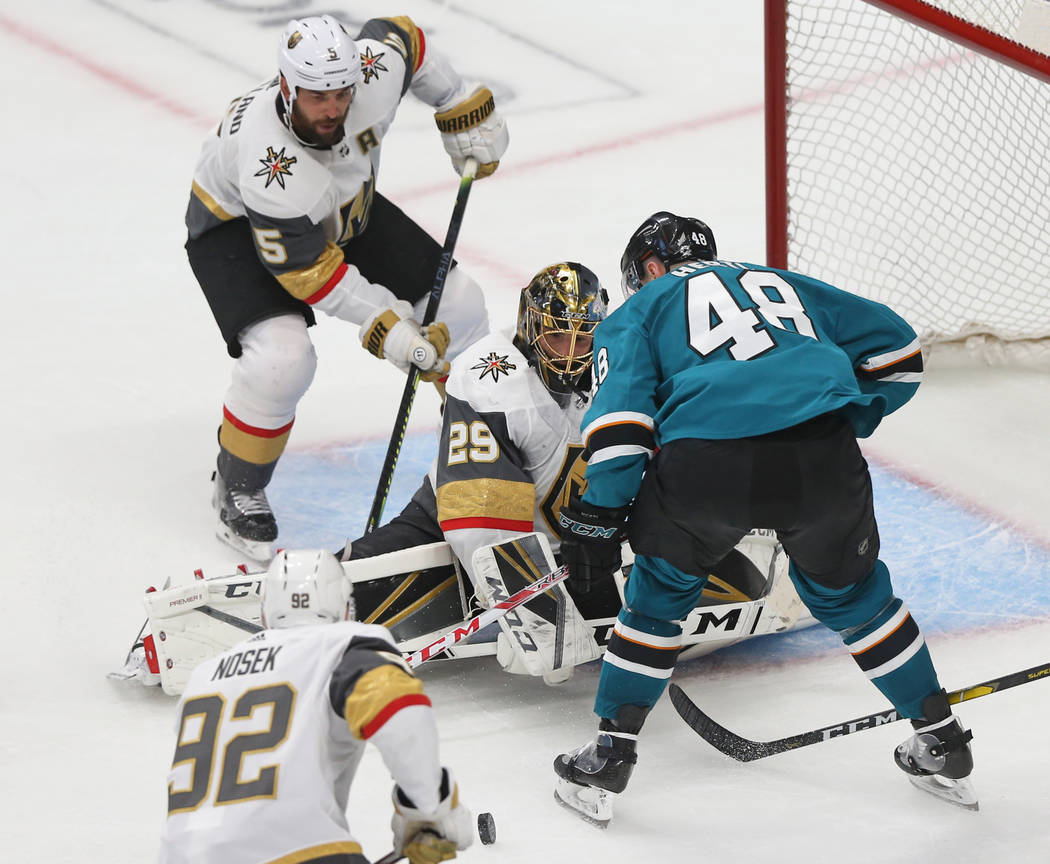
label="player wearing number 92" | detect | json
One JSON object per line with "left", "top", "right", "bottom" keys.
{"left": 555, "top": 211, "right": 976, "bottom": 813}
{"left": 159, "top": 549, "right": 473, "bottom": 864}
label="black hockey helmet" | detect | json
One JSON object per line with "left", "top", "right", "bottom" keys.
{"left": 514, "top": 262, "right": 608, "bottom": 405}
{"left": 619, "top": 211, "right": 717, "bottom": 298}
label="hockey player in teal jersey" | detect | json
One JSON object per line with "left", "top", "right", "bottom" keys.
{"left": 553, "top": 211, "right": 977, "bottom": 822}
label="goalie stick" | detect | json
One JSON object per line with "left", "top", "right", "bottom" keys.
{"left": 669, "top": 659, "right": 1050, "bottom": 761}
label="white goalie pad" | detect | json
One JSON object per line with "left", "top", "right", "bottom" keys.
{"left": 145, "top": 570, "right": 264, "bottom": 696}
{"left": 575, "top": 531, "right": 811, "bottom": 663}
{"left": 471, "top": 532, "right": 601, "bottom": 685}
{"left": 142, "top": 543, "right": 464, "bottom": 696}
{"left": 121, "top": 534, "right": 812, "bottom": 696}
{"left": 674, "top": 529, "right": 814, "bottom": 661}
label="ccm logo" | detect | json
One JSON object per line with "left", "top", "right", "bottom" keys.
{"left": 558, "top": 514, "right": 617, "bottom": 540}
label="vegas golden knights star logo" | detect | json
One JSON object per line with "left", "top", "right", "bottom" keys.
{"left": 360, "top": 45, "right": 388, "bottom": 83}
{"left": 287, "top": 31, "right": 303, "bottom": 49}
{"left": 255, "top": 146, "right": 297, "bottom": 189}
{"left": 471, "top": 352, "right": 516, "bottom": 382}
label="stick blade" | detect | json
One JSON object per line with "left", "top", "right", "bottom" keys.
{"left": 668, "top": 683, "right": 769, "bottom": 762}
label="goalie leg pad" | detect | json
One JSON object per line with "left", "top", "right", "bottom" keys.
{"left": 144, "top": 573, "right": 264, "bottom": 695}
{"left": 471, "top": 533, "right": 600, "bottom": 684}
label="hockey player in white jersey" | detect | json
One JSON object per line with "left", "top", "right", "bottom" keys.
{"left": 159, "top": 549, "right": 473, "bottom": 864}
{"left": 185, "top": 14, "right": 507, "bottom": 560}
{"left": 345, "top": 262, "right": 611, "bottom": 684}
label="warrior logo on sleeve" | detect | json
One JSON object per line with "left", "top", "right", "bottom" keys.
{"left": 255, "top": 146, "right": 297, "bottom": 189}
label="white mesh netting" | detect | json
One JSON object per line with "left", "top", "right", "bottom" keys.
{"left": 781, "top": 0, "right": 1050, "bottom": 359}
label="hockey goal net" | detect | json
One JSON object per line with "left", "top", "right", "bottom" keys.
{"left": 766, "top": 0, "right": 1050, "bottom": 363}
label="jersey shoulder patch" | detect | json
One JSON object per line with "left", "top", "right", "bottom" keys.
{"left": 357, "top": 16, "right": 424, "bottom": 73}
{"left": 353, "top": 29, "right": 414, "bottom": 99}
{"left": 446, "top": 332, "right": 541, "bottom": 413}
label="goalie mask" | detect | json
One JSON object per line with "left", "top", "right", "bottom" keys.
{"left": 278, "top": 15, "right": 362, "bottom": 113}
{"left": 262, "top": 549, "right": 355, "bottom": 629}
{"left": 514, "top": 262, "right": 608, "bottom": 405}
{"left": 620, "top": 211, "right": 717, "bottom": 298}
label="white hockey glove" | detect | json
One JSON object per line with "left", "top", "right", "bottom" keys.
{"left": 434, "top": 86, "right": 508, "bottom": 179}
{"left": 391, "top": 768, "right": 473, "bottom": 864}
{"left": 360, "top": 300, "right": 451, "bottom": 380}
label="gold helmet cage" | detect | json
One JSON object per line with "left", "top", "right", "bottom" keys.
{"left": 515, "top": 262, "right": 608, "bottom": 402}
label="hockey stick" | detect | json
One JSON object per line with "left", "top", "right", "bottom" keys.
{"left": 197, "top": 603, "right": 262, "bottom": 634}
{"left": 364, "top": 157, "right": 480, "bottom": 535}
{"left": 669, "top": 659, "right": 1050, "bottom": 762}
{"left": 404, "top": 565, "right": 568, "bottom": 667}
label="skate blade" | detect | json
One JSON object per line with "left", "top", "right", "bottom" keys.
{"left": 908, "top": 773, "right": 979, "bottom": 811}
{"left": 554, "top": 779, "right": 613, "bottom": 828}
{"left": 215, "top": 523, "right": 273, "bottom": 563}
{"left": 107, "top": 646, "right": 160, "bottom": 687}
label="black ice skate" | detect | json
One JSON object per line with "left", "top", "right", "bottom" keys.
{"left": 894, "top": 689, "right": 977, "bottom": 810}
{"left": 212, "top": 471, "right": 277, "bottom": 562}
{"left": 553, "top": 707, "right": 646, "bottom": 827}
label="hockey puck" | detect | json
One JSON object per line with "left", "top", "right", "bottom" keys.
{"left": 477, "top": 811, "right": 496, "bottom": 845}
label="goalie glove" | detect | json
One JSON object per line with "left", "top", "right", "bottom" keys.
{"left": 558, "top": 496, "right": 630, "bottom": 595}
{"left": 391, "top": 768, "right": 473, "bottom": 864}
{"left": 434, "top": 85, "right": 508, "bottom": 179}
{"left": 360, "top": 300, "right": 451, "bottom": 380}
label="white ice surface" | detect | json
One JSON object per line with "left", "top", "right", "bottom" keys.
{"left": 2, "top": 1, "right": 1049, "bottom": 862}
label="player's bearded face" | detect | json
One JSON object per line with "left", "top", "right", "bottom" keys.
{"left": 291, "top": 86, "right": 354, "bottom": 146}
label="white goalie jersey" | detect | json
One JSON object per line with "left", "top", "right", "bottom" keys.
{"left": 431, "top": 330, "right": 590, "bottom": 587}
{"left": 159, "top": 621, "right": 441, "bottom": 864}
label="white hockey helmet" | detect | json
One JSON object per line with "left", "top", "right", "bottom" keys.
{"left": 278, "top": 15, "right": 362, "bottom": 111}
{"left": 261, "top": 549, "right": 355, "bottom": 629}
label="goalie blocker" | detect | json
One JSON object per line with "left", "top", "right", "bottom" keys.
{"left": 115, "top": 531, "right": 810, "bottom": 696}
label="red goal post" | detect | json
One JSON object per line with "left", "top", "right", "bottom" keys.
{"left": 765, "top": 0, "right": 1050, "bottom": 361}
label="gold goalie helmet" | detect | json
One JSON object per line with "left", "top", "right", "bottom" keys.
{"left": 514, "top": 262, "right": 609, "bottom": 405}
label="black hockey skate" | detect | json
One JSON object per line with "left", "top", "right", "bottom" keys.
{"left": 894, "top": 689, "right": 977, "bottom": 810}
{"left": 212, "top": 471, "right": 276, "bottom": 562}
{"left": 553, "top": 707, "right": 646, "bottom": 827}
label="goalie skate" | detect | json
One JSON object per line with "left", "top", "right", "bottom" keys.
{"left": 553, "top": 778, "right": 614, "bottom": 828}
{"left": 107, "top": 581, "right": 170, "bottom": 685}
{"left": 107, "top": 639, "right": 161, "bottom": 686}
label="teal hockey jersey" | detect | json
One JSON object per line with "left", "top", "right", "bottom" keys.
{"left": 582, "top": 259, "right": 923, "bottom": 508}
